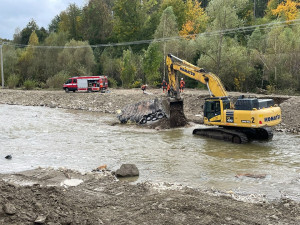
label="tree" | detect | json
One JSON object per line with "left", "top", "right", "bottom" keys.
{"left": 19, "top": 20, "right": 39, "bottom": 45}
{"left": 41, "top": 32, "right": 69, "bottom": 81}
{"left": 2, "top": 45, "right": 18, "bottom": 82}
{"left": 58, "top": 4, "right": 83, "bottom": 40}
{"left": 100, "top": 48, "right": 122, "bottom": 85}
{"left": 17, "top": 31, "right": 39, "bottom": 80}
{"left": 143, "top": 43, "right": 163, "bottom": 84}
{"left": 49, "top": 15, "right": 61, "bottom": 33}
{"left": 160, "top": 0, "right": 186, "bottom": 29}
{"left": 272, "top": 0, "right": 300, "bottom": 21}
{"left": 120, "top": 49, "right": 136, "bottom": 88}
{"left": 82, "top": 0, "right": 113, "bottom": 44}
{"left": 113, "top": 0, "right": 145, "bottom": 42}
{"left": 58, "top": 40, "right": 96, "bottom": 76}
{"left": 179, "top": 0, "right": 208, "bottom": 38}
{"left": 154, "top": 6, "right": 179, "bottom": 79}
{"left": 201, "top": 0, "right": 249, "bottom": 75}
{"left": 197, "top": 37, "right": 254, "bottom": 91}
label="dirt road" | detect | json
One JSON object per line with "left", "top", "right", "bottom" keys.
{"left": 0, "top": 88, "right": 300, "bottom": 224}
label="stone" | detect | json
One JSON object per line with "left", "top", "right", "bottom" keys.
{"left": 3, "top": 203, "right": 16, "bottom": 215}
{"left": 115, "top": 164, "right": 139, "bottom": 177}
{"left": 35, "top": 215, "right": 47, "bottom": 224}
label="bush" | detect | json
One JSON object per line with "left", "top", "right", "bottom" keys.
{"left": 46, "top": 71, "right": 69, "bottom": 89}
{"left": 23, "top": 79, "right": 37, "bottom": 90}
{"left": 131, "top": 80, "right": 142, "bottom": 88}
{"left": 108, "top": 77, "right": 118, "bottom": 88}
{"left": 7, "top": 74, "right": 20, "bottom": 89}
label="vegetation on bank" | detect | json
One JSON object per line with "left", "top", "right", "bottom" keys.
{"left": 0, "top": 0, "right": 299, "bottom": 94}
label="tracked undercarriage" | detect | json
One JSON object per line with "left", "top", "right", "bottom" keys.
{"left": 193, "top": 126, "right": 273, "bottom": 144}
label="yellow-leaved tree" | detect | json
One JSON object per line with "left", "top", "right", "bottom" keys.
{"left": 179, "top": 0, "right": 207, "bottom": 39}
{"left": 272, "top": 0, "right": 300, "bottom": 21}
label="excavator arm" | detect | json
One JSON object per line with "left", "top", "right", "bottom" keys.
{"left": 166, "top": 54, "right": 228, "bottom": 98}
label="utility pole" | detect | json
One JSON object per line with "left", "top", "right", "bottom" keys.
{"left": 163, "top": 17, "right": 166, "bottom": 80}
{"left": 0, "top": 43, "right": 4, "bottom": 88}
{"left": 253, "top": 0, "right": 256, "bottom": 18}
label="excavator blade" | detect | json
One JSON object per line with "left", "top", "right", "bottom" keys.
{"left": 162, "top": 97, "right": 187, "bottom": 128}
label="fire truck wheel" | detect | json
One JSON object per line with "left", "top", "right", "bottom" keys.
{"left": 65, "top": 88, "right": 69, "bottom": 93}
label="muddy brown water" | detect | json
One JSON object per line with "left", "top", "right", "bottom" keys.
{"left": 1, "top": 104, "right": 300, "bottom": 201}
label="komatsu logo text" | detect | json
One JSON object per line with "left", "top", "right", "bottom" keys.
{"left": 264, "top": 115, "right": 280, "bottom": 122}
{"left": 180, "top": 67, "right": 195, "bottom": 76}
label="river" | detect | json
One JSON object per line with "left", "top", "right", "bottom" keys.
{"left": 1, "top": 104, "right": 300, "bottom": 201}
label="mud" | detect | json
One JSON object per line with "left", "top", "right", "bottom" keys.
{"left": 1, "top": 168, "right": 300, "bottom": 225}
{"left": 1, "top": 88, "right": 300, "bottom": 224}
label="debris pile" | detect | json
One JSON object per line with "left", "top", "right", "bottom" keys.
{"left": 117, "top": 98, "right": 165, "bottom": 124}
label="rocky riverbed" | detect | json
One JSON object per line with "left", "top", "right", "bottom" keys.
{"left": 1, "top": 88, "right": 300, "bottom": 224}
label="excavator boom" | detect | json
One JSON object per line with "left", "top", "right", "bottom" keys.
{"left": 166, "top": 54, "right": 228, "bottom": 98}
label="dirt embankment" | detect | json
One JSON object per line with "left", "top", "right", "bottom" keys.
{"left": 1, "top": 168, "right": 300, "bottom": 225}
{"left": 1, "top": 88, "right": 300, "bottom": 224}
{"left": 0, "top": 88, "right": 298, "bottom": 133}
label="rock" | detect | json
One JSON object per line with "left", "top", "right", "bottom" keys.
{"left": 3, "top": 203, "right": 16, "bottom": 215}
{"left": 35, "top": 215, "right": 47, "bottom": 224}
{"left": 116, "top": 164, "right": 139, "bottom": 177}
{"left": 5, "top": 155, "right": 12, "bottom": 160}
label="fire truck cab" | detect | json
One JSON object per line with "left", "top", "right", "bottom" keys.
{"left": 63, "top": 76, "right": 108, "bottom": 93}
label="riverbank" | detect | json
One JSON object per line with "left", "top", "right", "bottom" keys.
{"left": 1, "top": 168, "right": 300, "bottom": 225}
{"left": 1, "top": 88, "right": 300, "bottom": 224}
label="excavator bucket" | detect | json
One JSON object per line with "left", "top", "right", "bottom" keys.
{"left": 162, "top": 97, "right": 187, "bottom": 128}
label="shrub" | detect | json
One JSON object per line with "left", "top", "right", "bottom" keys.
{"left": 23, "top": 79, "right": 37, "bottom": 90}
{"left": 131, "top": 80, "right": 142, "bottom": 88}
{"left": 108, "top": 77, "right": 117, "bottom": 88}
{"left": 7, "top": 74, "right": 20, "bottom": 89}
{"left": 46, "top": 71, "right": 69, "bottom": 89}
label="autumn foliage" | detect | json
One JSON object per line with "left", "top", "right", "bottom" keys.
{"left": 272, "top": 0, "right": 300, "bottom": 20}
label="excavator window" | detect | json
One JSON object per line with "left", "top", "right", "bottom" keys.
{"left": 204, "top": 100, "right": 221, "bottom": 120}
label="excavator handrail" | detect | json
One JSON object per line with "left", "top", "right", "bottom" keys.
{"left": 166, "top": 54, "right": 228, "bottom": 98}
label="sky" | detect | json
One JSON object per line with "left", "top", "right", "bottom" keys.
{"left": 0, "top": 0, "right": 87, "bottom": 40}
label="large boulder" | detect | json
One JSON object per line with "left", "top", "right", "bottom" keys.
{"left": 115, "top": 164, "right": 139, "bottom": 177}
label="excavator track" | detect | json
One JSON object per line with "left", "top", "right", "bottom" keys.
{"left": 193, "top": 127, "right": 249, "bottom": 144}
{"left": 192, "top": 127, "right": 274, "bottom": 144}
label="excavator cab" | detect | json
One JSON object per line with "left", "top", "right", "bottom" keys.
{"left": 204, "top": 98, "right": 231, "bottom": 122}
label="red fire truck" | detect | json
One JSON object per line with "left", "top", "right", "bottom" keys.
{"left": 63, "top": 76, "right": 108, "bottom": 93}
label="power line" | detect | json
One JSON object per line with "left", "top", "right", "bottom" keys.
{"left": 2, "top": 19, "right": 300, "bottom": 49}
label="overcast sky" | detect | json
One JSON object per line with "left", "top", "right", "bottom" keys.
{"left": 0, "top": 0, "right": 87, "bottom": 40}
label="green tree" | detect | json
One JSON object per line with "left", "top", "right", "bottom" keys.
{"left": 120, "top": 49, "right": 136, "bottom": 87}
{"left": 154, "top": 6, "right": 179, "bottom": 78}
{"left": 17, "top": 20, "right": 39, "bottom": 45}
{"left": 82, "top": 0, "right": 113, "bottom": 44}
{"left": 200, "top": 0, "right": 249, "bottom": 75}
{"left": 197, "top": 37, "right": 254, "bottom": 91}
{"left": 100, "top": 48, "right": 122, "bottom": 85}
{"left": 160, "top": 0, "right": 186, "bottom": 29}
{"left": 49, "top": 15, "right": 61, "bottom": 33}
{"left": 58, "top": 4, "right": 83, "bottom": 40}
{"left": 58, "top": 40, "right": 96, "bottom": 76}
{"left": 17, "top": 31, "right": 39, "bottom": 81}
{"left": 143, "top": 43, "right": 163, "bottom": 84}
{"left": 40, "top": 32, "right": 69, "bottom": 81}
{"left": 2, "top": 45, "right": 18, "bottom": 83}
{"left": 113, "top": 0, "right": 145, "bottom": 42}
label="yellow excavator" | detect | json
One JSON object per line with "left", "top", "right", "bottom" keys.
{"left": 165, "top": 53, "right": 281, "bottom": 144}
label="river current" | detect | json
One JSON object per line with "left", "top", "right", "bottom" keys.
{"left": 1, "top": 104, "right": 300, "bottom": 200}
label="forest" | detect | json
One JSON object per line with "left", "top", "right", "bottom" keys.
{"left": 0, "top": 0, "right": 299, "bottom": 94}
